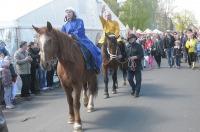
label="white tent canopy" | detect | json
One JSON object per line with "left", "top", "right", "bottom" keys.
{"left": 0, "top": 0, "right": 126, "bottom": 58}
{"left": 153, "top": 29, "right": 163, "bottom": 34}
{"left": 143, "top": 28, "right": 152, "bottom": 34}
{"left": 136, "top": 29, "right": 143, "bottom": 34}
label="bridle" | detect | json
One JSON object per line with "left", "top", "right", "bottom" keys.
{"left": 103, "top": 42, "right": 129, "bottom": 66}
{"left": 36, "top": 32, "right": 58, "bottom": 67}
{"left": 107, "top": 48, "right": 117, "bottom": 59}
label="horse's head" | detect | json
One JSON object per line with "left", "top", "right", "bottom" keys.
{"left": 32, "top": 22, "right": 58, "bottom": 71}
{"left": 105, "top": 33, "right": 119, "bottom": 60}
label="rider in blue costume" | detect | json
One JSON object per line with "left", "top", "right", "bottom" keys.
{"left": 61, "top": 7, "right": 102, "bottom": 74}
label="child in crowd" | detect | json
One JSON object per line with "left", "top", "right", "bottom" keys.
{"left": 1, "top": 60, "right": 15, "bottom": 109}
{"left": 173, "top": 40, "right": 182, "bottom": 69}
{"left": 4, "top": 56, "right": 17, "bottom": 103}
{"left": 146, "top": 43, "right": 154, "bottom": 70}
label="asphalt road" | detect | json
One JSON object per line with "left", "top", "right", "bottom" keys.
{"left": 2, "top": 59, "right": 200, "bottom": 132}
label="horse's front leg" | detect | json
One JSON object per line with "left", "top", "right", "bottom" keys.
{"left": 73, "top": 83, "right": 83, "bottom": 132}
{"left": 102, "top": 66, "right": 109, "bottom": 99}
{"left": 63, "top": 85, "right": 74, "bottom": 124}
{"left": 82, "top": 83, "right": 88, "bottom": 107}
{"left": 87, "top": 94, "right": 94, "bottom": 113}
{"left": 112, "top": 67, "right": 118, "bottom": 94}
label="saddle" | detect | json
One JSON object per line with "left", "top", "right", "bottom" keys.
{"left": 70, "top": 34, "right": 100, "bottom": 74}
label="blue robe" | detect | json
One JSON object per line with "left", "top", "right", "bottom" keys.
{"left": 61, "top": 18, "right": 102, "bottom": 70}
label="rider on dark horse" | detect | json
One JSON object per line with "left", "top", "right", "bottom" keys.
{"left": 97, "top": 4, "right": 122, "bottom": 48}
{"left": 98, "top": 4, "right": 124, "bottom": 75}
{"left": 61, "top": 7, "right": 102, "bottom": 74}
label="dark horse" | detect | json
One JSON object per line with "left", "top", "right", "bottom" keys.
{"left": 32, "top": 22, "right": 98, "bottom": 132}
{"left": 101, "top": 33, "right": 124, "bottom": 98}
{"left": 118, "top": 40, "right": 127, "bottom": 85}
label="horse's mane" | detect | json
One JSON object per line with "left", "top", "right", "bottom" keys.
{"left": 51, "top": 28, "right": 81, "bottom": 63}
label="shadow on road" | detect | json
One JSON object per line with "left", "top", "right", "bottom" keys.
{"left": 83, "top": 106, "right": 169, "bottom": 132}
{"left": 141, "top": 83, "right": 191, "bottom": 99}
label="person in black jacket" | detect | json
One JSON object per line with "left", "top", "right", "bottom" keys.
{"left": 126, "top": 34, "right": 144, "bottom": 98}
{"left": 27, "top": 42, "right": 40, "bottom": 95}
{"left": 163, "top": 30, "right": 176, "bottom": 68}
{"left": 152, "top": 34, "right": 164, "bottom": 68}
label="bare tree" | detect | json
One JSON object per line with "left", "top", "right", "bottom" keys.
{"left": 155, "top": 0, "right": 175, "bottom": 31}
{"left": 173, "top": 10, "right": 198, "bottom": 31}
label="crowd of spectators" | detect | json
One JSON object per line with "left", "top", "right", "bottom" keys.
{"left": 0, "top": 40, "right": 57, "bottom": 109}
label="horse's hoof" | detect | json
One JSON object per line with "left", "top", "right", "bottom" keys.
{"left": 73, "top": 123, "right": 83, "bottom": 132}
{"left": 104, "top": 94, "right": 109, "bottom": 99}
{"left": 87, "top": 102, "right": 94, "bottom": 113}
{"left": 87, "top": 107, "right": 94, "bottom": 113}
{"left": 73, "top": 128, "right": 83, "bottom": 132}
{"left": 112, "top": 90, "right": 117, "bottom": 94}
{"left": 67, "top": 117, "right": 74, "bottom": 124}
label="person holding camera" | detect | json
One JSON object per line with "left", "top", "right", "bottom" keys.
{"left": 14, "top": 41, "right": 32, "bottom": 100}
{"left": 27, "top": 42, "right": 40, "bottom": 95}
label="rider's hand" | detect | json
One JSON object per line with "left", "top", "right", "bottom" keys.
{"left": 101, "top": 4, "right": 106, "bottom": 13}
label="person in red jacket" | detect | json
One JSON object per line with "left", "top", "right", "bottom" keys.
{"left": 144, "top": 35, "right": 153, "bottom": 49}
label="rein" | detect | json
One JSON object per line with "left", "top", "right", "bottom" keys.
{"left": 102, "top": 48, "right": 129, "bottom": 66}
{"left": 102, "top": 48, "right": 118, "bottom": 66}
{"left": 107, "top": 48, "right": 117, "bottom": 59}
{"left": 128, "top": 58, "right": 137, "bottom": 71}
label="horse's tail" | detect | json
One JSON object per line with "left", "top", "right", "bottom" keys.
{"left": 89, "top": 74, "right": 98, "bottom": 97}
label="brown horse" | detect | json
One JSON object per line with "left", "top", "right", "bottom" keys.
{"left": 101, "top": 33, "right": 121, "bottom": 98}
{"left": 32, "top": 22, "right": 98, "bottom": 132}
